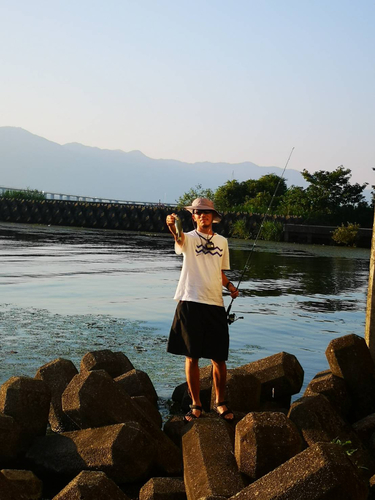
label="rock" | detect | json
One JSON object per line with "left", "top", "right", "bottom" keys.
{"left": 235, "top": 412, "right": 303, "bottom": 480}
{"left": 0, "top": 414, "right": 22, "bottom": 466}
{"left": 35, "top": 358, "right": 79, "bottom": 432}
{"left": 229, "top": 442, "right": 369, "bottom": 500}
{"left": 52, "top": 470, "right": 130, "bottom": 499}
{"left": 304, "top": 369, "right": 351, "bottom": 418}
{"left": 1, "top": 469, "right": 43, "bottom": 500}
{"left": 210, "top": 369, "right": 261, "bottom": 414}
{"left": 61, "top": 370, "right": 182, "bottom": 476}
{"left": 139, "top": 477, "right": 186, "bottom": 500}
{"left": 26, "top": 422, "right": 157, "bottom": 484}
{"left": 131, "top": 396, "right": 162, "bottom": 428}
{"left": 288, "top": 393, "right": 375, "bottom": 478}
{"left": 115, "top": 369, "right": 158, "bottom": 407}
{"left": 237, "top": 352, "right": 304, "bottom": 402}
{"left": 326, "top": 334, "right": 375, "bottom": 420}
{"left": 80, "top": 349, "right": 134, "bottom": 378}
{"left": 182, "top": 419, "right": 244, "bottom": 500}
{"left": 0, "top": 377, "right": 50, "bottom": 448}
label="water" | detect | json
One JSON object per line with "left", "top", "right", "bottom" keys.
{"left": 0, "top": 222, "right": 371, "bottom": 416}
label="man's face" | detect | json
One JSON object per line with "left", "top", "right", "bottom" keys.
{"left": 193, "top": 210, "right": 214, "bottom": 229}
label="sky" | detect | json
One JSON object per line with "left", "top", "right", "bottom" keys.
{"left": 1, "top": 0, "right": 374, "bottom": 187}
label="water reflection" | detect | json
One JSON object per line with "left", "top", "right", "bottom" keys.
{"left": 230, "top": 244, "right": 369, "bottom": 301}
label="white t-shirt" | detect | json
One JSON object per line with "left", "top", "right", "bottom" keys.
{"left": 173, "top": 230, "right": 230, "bottom": 307}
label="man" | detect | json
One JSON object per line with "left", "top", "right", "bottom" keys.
{"left": 166, "top": 198, "right": 239, "bottom": 422}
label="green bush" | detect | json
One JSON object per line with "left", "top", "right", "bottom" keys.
{"left": 260, "top": 221, "right": 283, "bottom": 241}
{"left": 1, "top": 188, "right": 46, "bottom": 201}
{"left": 331, "top": 223, "right": 360, "bottom": 247}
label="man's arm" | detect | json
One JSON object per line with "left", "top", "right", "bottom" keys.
{"left": 166, "top": 213, "right": 185, "bottom": 246}
{"left": 222, "top": 271, "right": 239, "bottom": 299}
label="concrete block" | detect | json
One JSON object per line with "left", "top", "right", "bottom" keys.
{"left": 0, "top": 377, "right": 50, "bottom": 447}
{"left": 1, "top": 469, "right": 43, "bottom": 500}
{"left": 235, "top": 412, "right": 303, "bottom": 480}
{"left": 80, "top": 349, "right": 134, "bottom": 378}
{"left": 173, "top": 366, "right": 212, "bottom": 412}
{"left": 26, "top": 422, "right": 156, "bottom": 484}
{"left": 0, "top": 414, "right": 22, "bottom": 465}
{"left": 304, "top": 369, "right": 351, "bottom": 417}
{"left": 326, "top": 334, "right": 375, "bottom": 420}
{"left": 238, "top": 352, "right": 304, "bottom": 401}
{"left": 182, "top": 419, "right": 244, "bottom": 500}
{"left": 210, "top": 369, "right": 261, "bottom": 414}
{"left": 131, "top": 396, "right": 162, "bottom": 428}
{"left": 163, "top": 415, "right": 186, "bottom": 448}
{"left": 52, "top": 470, "right": 130, "bottom": 499}
{"left": 62, "top": 370, "right": 182, "bottom": 476}
{"left": 35, "top": 358, "right": 79, "bottom": 432}
{"left": 115, "top": 369, "right": 158, "bottom": 407}
{"left": 353, "top": 413, "right": 375, "bottom": 444}
{"left": 139, "top": 477, "right": 186, "bottom": 500}
{"left": 229, "top": 442, "right": 368, "bottom": 500}
{"left": 288, "top": 394, "right": 375, "bottom": 478}
{"left": 0, "top": 472, "right": 29, "bottom": 500}
{"left": 370, "top": 474, "right": 375, "bottom": 500}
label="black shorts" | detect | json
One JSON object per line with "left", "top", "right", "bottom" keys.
{"left": 167, "top": 301, "right": 229, "bottom": 361}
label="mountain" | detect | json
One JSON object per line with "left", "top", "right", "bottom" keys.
{"left": 0, "top": 126, "right": 308, "bottom": 204}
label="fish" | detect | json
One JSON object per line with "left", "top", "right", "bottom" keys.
{"left": 175, "top": 215, "right": 183, "bottom": 242}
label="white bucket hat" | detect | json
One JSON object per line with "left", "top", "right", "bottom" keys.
{"left": 184, "top": 198, "right": 222, "bottom": 223}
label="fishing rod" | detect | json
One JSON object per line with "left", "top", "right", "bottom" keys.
{"left": 227, "top": 147, "right": 295, "bottom": 325}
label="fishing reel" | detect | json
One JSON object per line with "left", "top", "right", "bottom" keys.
{"left": 227, "top": 312, "right": 244, "bottom": 325}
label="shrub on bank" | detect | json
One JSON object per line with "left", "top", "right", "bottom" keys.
{"left": 260, "top": 221, "right": 284, "bottom": 242}
{"left": 332, "top": 222, "right": 360, "bottom": 247}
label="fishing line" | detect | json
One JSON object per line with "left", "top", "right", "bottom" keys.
{"left": 227, "top": 147, "right": 295, "bottom": 324}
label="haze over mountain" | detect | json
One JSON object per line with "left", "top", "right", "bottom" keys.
{"left": 1, "top": 127, "right": 309, "bottom": 204}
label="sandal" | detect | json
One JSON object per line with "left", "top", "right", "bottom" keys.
{"left": 184, "top": 404, "right": 202, "bottom": 423}
{"left": 214, "top": 401, "right": 234, "bottom": 422}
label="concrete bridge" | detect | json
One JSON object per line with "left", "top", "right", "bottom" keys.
{"left": 0, "top": 186, "right": 176, "bottom": 207}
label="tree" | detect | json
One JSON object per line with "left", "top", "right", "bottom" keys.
{"left": 175, "top": 184, "right": 215, "bottom": 209}
{"left": 215, "top": 174, "right": 287, "bottom": 213}
{"left": 214, "top": 180, "right": 248, "bottom": 212}
{"left": 245, "top": 174, "right": 287, "bottom": 199}
{"left": 302, "top": 166, "right": 368, "bottom": 214}
{"left": 278, "top": 186, "right": 311, "bottom": 217}
{"left": 243, "top": 174, "right": 287, "bottom": 213}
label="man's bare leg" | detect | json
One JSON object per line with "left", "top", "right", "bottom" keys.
{"left": 212, "top": 359, "right": 234, "bottom": 420}
{"left": 185, "top": 357, "right": 202, "bottom": 420}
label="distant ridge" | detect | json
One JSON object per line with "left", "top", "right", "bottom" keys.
{"left": 0, "top": 126, "right": 308, "bottom": 203}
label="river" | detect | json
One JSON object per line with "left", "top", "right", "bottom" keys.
{"left": 0, "top": 222, "right": 370, "bottom": 417}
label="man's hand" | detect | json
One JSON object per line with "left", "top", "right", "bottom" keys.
{"left": 228, "top": 283, "right": 239, "bottom": 299}
{"left": 166, "top": 213, "right": 184, "bottom": 244}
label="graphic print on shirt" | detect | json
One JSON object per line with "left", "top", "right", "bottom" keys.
{"left": 195, "top": 243, "right": 224, "bottom": 257}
